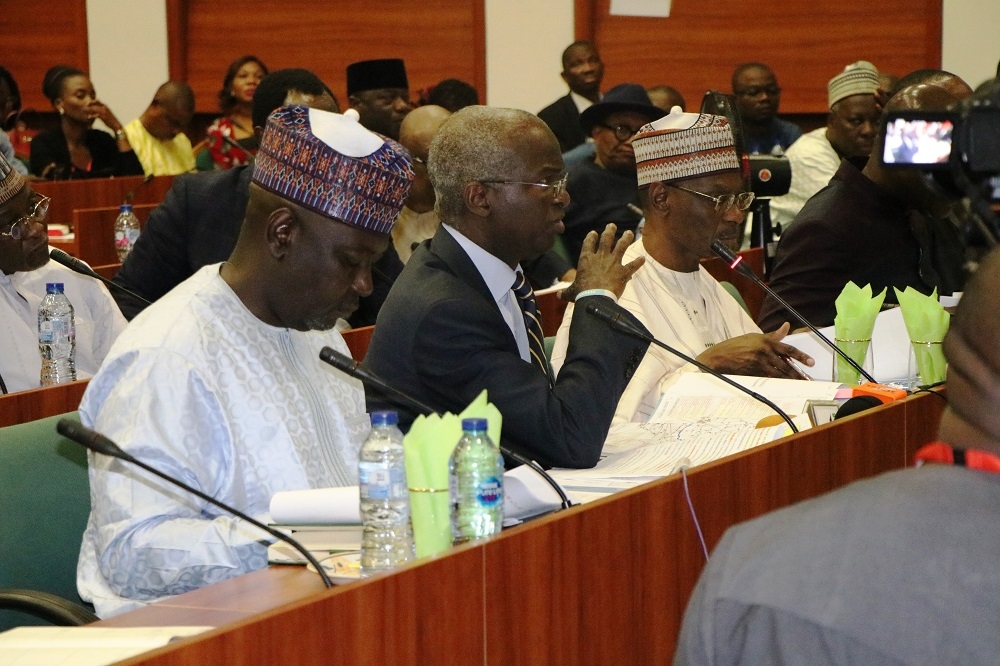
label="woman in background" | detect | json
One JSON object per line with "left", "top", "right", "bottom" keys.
{"left": 197, "top": 55, "right": 268, "bottom": 170}
{"left": 29, "top": 65, "right": 142, "bottom": 180}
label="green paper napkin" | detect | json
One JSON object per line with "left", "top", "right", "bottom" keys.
{"left": 833, "top": 282, "right": 886, "bottom": 384}
{"left": 402, "top": 390, "right": 502, "bottom": 557}
{"left": 894, "top": 286, "right": 949, "bottom": 385}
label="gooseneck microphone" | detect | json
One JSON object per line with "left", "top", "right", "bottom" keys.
{"left": 710, "top": 240, "right": 877, "bottom": 385}
{"left": 319, "top": 347, "right": 573, "bottom": 510}
{"left": 56, "top": 419, "right": 334, "bottom": 589}
{"left": 584, "top": 300, "right": 799, "bottom": 433}
{"left": 48, "top": 247, "right": 153, "bottom": 306}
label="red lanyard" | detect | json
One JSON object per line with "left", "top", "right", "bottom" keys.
{"left": 913, "top": 441, "right": 1000, "bottom": 475}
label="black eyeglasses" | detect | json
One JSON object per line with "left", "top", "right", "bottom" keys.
{"left": 597, "top": 123, "right": 642, "bottom": 143}
{"left": 1, "top": 194, "right": 50, "bottom": 240}
{"left": 481, "top": 173, "right": 569, "bottom": 200}
{"left": 666, "top": 183, "right": 754, "bottom": 213}
{"left": 735, "top": 86, "right": 781, "bottom": 99}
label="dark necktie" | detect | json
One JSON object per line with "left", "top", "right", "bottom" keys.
{"left": 511, "top": 271, "right": 549, "bottom": 379}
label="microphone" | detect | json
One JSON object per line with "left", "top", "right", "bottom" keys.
{"left": 49, "top": 247, "right": 153, "bottom": 306}
{"left": 319, "top": 347, "right": 573, "bottom": 510}
{"left": 123, "top": 173, "right": 155, "bottom": 205}
{"left": 56, "top": 419, "right": 334, "bottom": 589}
{"left": 834, "top": 395, "right": 883, "bottom": 420}
{"left": 710, "top": 240, "right": 877, "bottom": 385}
{"left": 584, "top": 300, "right": 799, "bottom": 433}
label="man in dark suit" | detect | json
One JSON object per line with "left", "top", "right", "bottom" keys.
{"left": 537, "top": 41, "right": 604, "bottom": 154}
{"left": 364, "top": 106, "right": 650, "bottom": 469}
{"left": 113, "top": 69, "right": 401, "bottom": 328}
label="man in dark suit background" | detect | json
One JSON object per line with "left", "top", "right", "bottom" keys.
{"left": 537, "top": 41, "right": 604, "bottom": 153}
{"left": 364, "top": 106, "right": 650, "bottom": 469}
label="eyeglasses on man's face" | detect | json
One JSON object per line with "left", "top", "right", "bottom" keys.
{"left": 666, "top": 183, "right": 755, "bottom": 213}
{"left": 1, "top": 194, "right": 51, "bottom": 241}
{"left": 481, "top": 173, "right": 569, "bottom": 200}
{"left": 597, "top": 123, "right": 643, "bottom": 143}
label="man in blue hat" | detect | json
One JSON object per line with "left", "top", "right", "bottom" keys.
{"left": 78, "top": 105, "right": 413, "bottom": 617}
{"left": 561, "top": 83, "right": 666, "bottom": 264}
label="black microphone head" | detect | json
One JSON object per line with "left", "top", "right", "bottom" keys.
{"left": 834, "top": 395, "right": 883, "bottom": 420}
{"left": 319, "top": 346, "right": 358, "bottom": 374}
{"left": 583, "top": 299, "right": 650, "bottom": 342}
{"left": 56, "top": 419, "right": 127, "bottom": 458}
{"left": 710, "top": 240, "right": 757, "bottom": 280}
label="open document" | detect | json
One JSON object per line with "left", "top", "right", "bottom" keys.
{"left": 550, "top": 373, "right": 839, "bottom": 500}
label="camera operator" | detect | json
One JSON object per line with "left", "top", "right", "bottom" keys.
{"left": 759, "top": 75, "right": 973, "bottom": 331}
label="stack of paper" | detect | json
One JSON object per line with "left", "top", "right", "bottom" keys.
{"left": 0, "top": 626, "right": 211, "bottom": 666}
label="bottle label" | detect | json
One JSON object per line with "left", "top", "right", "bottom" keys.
{"left": 359, "top": 461, "right": 407, "bottom": 500}
{"left": 38, "top": 319, "right": 71, "bottom": 343}
{"left": 475, "top": 476, "right": 503, "bottom": 508}
{"left": 126, "top": 228, "right": 141, "bottom": 244}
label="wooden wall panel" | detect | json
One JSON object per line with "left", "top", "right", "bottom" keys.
{"left": 168, "top": 1, "right": 486, "bottom": 114}
{"left": 584, "top": 0, "right": 942, "bottom": 113}
{"left": 1, "top": 0, "right": 89, "bottom": 112}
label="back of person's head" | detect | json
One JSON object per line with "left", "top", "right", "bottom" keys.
{"left": 426, "top": 79, "right": 479, "bottom": 112}
{"left": 0, "top": 66, "right": 22, "bottom": 114}
{"left": 252, "top": 69, "right": 334, "bottom": 129}
{"left": 891, "top": 68, "right": 971, "bottom": 99}
{"left": 41, "top": 65, "right": 84, "bottom": 104}
{"left": 428, "top": 106, "right": 538, "bottom": 220}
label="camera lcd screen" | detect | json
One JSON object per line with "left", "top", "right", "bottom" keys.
{"left": 883, "top": 115, "right": 954, "bottom": 168}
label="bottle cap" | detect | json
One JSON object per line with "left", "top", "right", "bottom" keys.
{"left": 461, "top": 418, "right": 488, "bottom": 432}
{"left": 370, "top": 410, "right": 398, "bottom": 426}
{"left": 120, "top": 203, "right": 133, "bottom": 213}
{"left": 45, "top": 282, "right": 64, "bottom": 293}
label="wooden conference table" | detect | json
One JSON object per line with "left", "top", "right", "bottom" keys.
{"left": 99, "top": 391, "right": 945, "bottom": 665}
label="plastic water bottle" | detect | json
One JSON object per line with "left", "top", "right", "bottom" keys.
{"left": 37, "top": 283, "right": 76, "bottom": 386}
{"left": 358, "top": 411, "right": 414, "bottom": 576}
{"left": 450, "top": 418, "right": 504, "bottom": 543}
{"left": 114, "top": 204, "right": 141, "bottom": 261}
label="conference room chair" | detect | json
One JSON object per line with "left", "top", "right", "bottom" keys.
{"left": 0, "top": 412, "right": 98, "bottom": 630}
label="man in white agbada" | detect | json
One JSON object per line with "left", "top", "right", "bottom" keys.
{"left": 551, "top": 108, "right": 813, "bottom": 423}
{"left": 0, "top": 151, "right": 125, "bottom": 394}
{"left": 78, "top": 105, "right": 413, "bottom": 617}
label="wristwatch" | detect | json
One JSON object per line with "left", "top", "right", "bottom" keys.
{"left": 114, "top": 128, "right": 125, "bottom": 140}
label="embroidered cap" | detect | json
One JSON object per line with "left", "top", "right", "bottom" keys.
{"left": 253, "top": 105, "right": 413, "bottom": 234}
{"left": 0, "top": 152, "right": 25, "bottom": 206}
{"left": 632, "top": 107, "right": 739, "bottom": 186}
{"left": 347, "top": 58, "right": 409, "bottom": 96}
{"left": 828, "top": 61, "right": 880, "bottom": 109}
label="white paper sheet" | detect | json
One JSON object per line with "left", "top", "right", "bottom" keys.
{"left": 784, "top": 307, "right": 912, "bottom": 383}
{"left": 269, "top": 486, "right": 362, "bottom": 525}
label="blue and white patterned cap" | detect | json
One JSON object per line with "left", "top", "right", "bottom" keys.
{"left": 253, "top": 105, "right": 413, "bottom": 234}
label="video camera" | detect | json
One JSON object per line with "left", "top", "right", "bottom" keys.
{"left": 880, "top": 80, "right": 1000, "bottom": 242}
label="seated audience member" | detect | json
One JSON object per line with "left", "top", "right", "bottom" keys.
{"left": 0, "top": 66, "right": 28, "bottom": 175}
{"left": 759, "top": 77, "right": 972, "bottom": 331}
{"left": 111, "top": 69, "right": 339, "bottom": 320}
{"left": 198, "top": 55, "right": 268, "bottom": 171}
{"left": 562, "top": 84, "right": 665, "bottom": 263}
{"left": 30, "top": 65, "right": 143, "bottom": 180}
{"left": 347, "top": 58, "right": 413, "bottom": 141}
{"left": 426, "top": 78, "right": 480, "bottom": 112}
{"left": 676, "top": 247, "right": 1000, "bottom": 665}
{"left": 122, "top": 81, "right": 196, "bottom": 176}
{"left": 646, "top": 85, "right": 686, "bottom": 113}
{"left": 770, "top": 61, "right": 881, "bottom": 228}
{"left": 538, "top": 41, "right": 604, "bottom": 153}
{"left": 551, "top": 109, "right": 812, "bottom": 423}
{"left": 393, "top": 104, "right": 451, "bottom": 263}
{"left": 364, "top": 106, "right": 650, "bottom": 469}
{"left": 731, "top": 62, "right": 802, "bottom": 155}
{"left": 0, "top": 152, "right": 126, "bottom": 394}
{"left": 78, "top": 105, "right": 413, "bottom": 617}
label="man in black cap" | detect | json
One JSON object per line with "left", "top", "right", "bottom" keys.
{"left": 347, "top": 58, "right": 413, "bottom": 141}
{"left": 561, "top": 83, "right": 666, "bottom": 264}
{"left": 538, "top": 41, "right": 605, "bottom": 153}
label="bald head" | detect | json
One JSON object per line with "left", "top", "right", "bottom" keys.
{"left": 939, "top": 249, "right": 1000, "bottom": 451}
{"left": 143, "top": 80, "right": 195, "bottom": 140}
{"left": 399, "top": 105, "right": 451, "bottom": 213}
{"left": 399, "top": 105, "right": 452, "bottom": 159}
